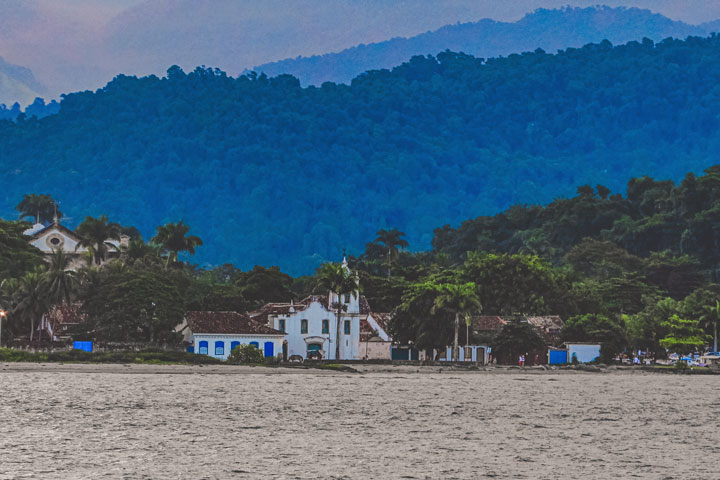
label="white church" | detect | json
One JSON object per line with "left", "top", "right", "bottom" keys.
{"left": 247, "top": 259, "right": 392, "bottom": 361}
{"left": 23, "top": 218, "right": 129, "bottom": 270}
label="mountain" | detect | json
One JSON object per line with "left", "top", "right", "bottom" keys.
{"left": 2, "top": 1, "right": 720, "bottom": 103}
{"left": 2, "top": 35, "right": 720, "bottom": 274}
{"left": 253, "top": 6, "right": 718, "bottom": 85}
{"left": 0, "top": 57, "right": 45, "bottom": 107}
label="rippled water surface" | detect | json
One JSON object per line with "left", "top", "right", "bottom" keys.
{"left": 1, "top": 365, "right": 719, "bottom": 479}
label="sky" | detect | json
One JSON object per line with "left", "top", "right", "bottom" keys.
{"left": 1, "top": 0, "right": 719, "bottom": 103}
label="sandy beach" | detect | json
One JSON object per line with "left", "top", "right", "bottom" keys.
{"left": 1, "top": 363, "right": 718, "bottom": 479}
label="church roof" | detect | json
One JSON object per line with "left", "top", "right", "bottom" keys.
{"left": 27, "top": 222, "right": 81, "bottom": 241}
{"left": 186, "top": 311, "right": 284, "bottom": 336}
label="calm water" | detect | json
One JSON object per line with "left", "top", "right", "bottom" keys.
{"left": 1, "top": 365, "right": 718, "bottom": 479}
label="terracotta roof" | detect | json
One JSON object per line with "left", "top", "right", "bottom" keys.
{"left": 46, "top": 303, "right": 85, "bottom": 333}
{"left": 186, "top": 311, "right": 284, "bottom": 335}
{"left": 526, "top": 316, "right": 564, "bottom": 332}
{"left": 471, "top": 315, "right": 507, "bottom": 333}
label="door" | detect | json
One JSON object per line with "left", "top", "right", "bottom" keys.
{"left": 264, "top": 341, "right": 274, "bottom": 357}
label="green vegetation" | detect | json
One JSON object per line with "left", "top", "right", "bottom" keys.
{"left": 4, "top": 35, "right": 720, "bottom": 273}
{"left": 0, "top": 347, "right": 223, "bottom": 365}
{"left": 226, "top": 344, "right": 265, "bottom": 364}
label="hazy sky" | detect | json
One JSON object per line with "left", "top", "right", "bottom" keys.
{"left": 1, "top": 0, "right": 719, "bottom": 102}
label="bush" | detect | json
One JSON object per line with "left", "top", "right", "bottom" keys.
{"left": 227, "top": 344, "right": 265, "bottom": 364}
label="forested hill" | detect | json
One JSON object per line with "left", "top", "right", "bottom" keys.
{"left": 2, "top": 35, "right": 720, "bottom": 274}
{"left": 253, "top": 6, "right": 718, "bottom": 86}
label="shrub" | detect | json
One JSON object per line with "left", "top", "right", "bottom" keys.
{"left": 227, "top": 344, "right": 265, "bottom": 364}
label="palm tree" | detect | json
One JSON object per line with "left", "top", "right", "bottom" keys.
{"left": 44, "top": 250, "right": 76, "bottom": 306}
{"left": 152, "top": 221, "right": 203, "bottom": 268}
{"left": 315, "top": 261, "right": 360, "bottom": 360}
{"left": 12, "top": 268, "right": 49, "bottom": 341}
{"left": 374, "top": 228, "right": 409, "bottom": 277}
{"left": 75, "top": 215, "right": 122, "bottom": 266}
{"left": 432, "top": 282, "right": 482, "bottom": 361}
{"left": 16, "top": 194, "right": 62, "bottom": 224}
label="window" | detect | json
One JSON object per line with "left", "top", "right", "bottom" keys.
{"left": 279, "top": 319, "right": 286, "bottom": 333}
{"left": 343, "top": 294, "right": 350, "bottom": 303}
{"left": 322, "top": 319, "right": 329, "bottom": 334}
{"left": 198, "top": 341, "right": 208, "bottom": 355}
{"left": 215, "top": 341, "right": 224, "bottom": 356}
{"left": 344, "top": 320, "right": 351, "bottom": 335}
{"left": 301, "top": 319, "right": 308, "bottom": 334}
{"left": 230, "top": 341, "right": 240, "bottom": 352}
{"left": 250, "top": 341, "right": 259, "bottom": 348}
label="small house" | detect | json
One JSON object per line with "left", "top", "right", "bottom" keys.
{"left": 185, "top": 311, "right": 285, "bottom": 360}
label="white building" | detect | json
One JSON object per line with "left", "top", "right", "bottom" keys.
{"left": 24, "top": 218, "right": 129, "bottom": 270}
{"left": 250, "top": 268, "right": 391, "bottom": 360}
{"left": 185, "top": 311, "right": 285, "bottom": 361}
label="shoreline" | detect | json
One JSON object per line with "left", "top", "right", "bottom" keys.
{"left": 2, "top": 362, "right": 717, "bottom": 375}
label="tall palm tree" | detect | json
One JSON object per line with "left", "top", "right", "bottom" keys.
{"left": 315, "top": 261, "right": 360, "bottom": 360}
{"left": 432, "top": 282, "right": 482, "bottom": 361}
{"left": 16, "top": 194, "right": 62, "bottom": 224}
{"left": 152, "top": 221, "right": 203, "bottom": 268}
{"left": 374, "top": 228, "right": 409, "bottom": 277}
{"left": 44, "top": 250, "right": 76, "bottom": 306}
{"left": 75, "top": 215, "right": 122, "bottom": 266}
{"left": 13, "top": 268, "right": 49, "bottom": 341}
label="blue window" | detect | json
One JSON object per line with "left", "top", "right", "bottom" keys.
{"left": 279, "top": 319, "right": 286, "bottom": 333}
{"left": 198, "top": 341, "right": 208, "bottom": 355}
{"left": 250, "top": 341, "right": 259, "bottom": 348}
{"left": 322, "top": 319, "right": 329, "bottom": 334}
{"left": 230, "top": 341, "right": 240, "bottom": 352}
{"left": 264, "top": 341, "right": 274, "bottom": 357}
{"left": 344, "top": 320, "right": 351, "bottom": 335}
{"left": 215, "top": 341, "right": 224, "bottom": 356}
{"left": 301, "top": 319, "right": 308, "bottom": 334}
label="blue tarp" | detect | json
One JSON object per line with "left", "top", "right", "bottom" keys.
{"left": 73, "top": 341, "right": 93, "bottom": 352}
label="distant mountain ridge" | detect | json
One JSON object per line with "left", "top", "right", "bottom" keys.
{"left": 0, "top": 57, "right": 45, "bottom": 107}
{"left": 253, "top": 6, "right": 720, "bottom": 85}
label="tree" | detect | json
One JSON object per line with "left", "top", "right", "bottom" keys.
{"left": 152, "top": 220, "right": 203, "bottom": 268}
{"left": 44, "top": 250, "right": 76, "bottom": 306}
{"left": 562, "top": 313, "right": 627, "bottom": 362}
{"left": 236, "top": 266, "right": 294, "bottom": 306}
{"left": 0, "top": 220, "right": 44, "bottom": 278}
{"left": 432, "top": 282, "right": 481, "bottom": 361}
{"left": 75, "top": 215, "right": 122, "bottom": 266}
{"left": 15, "top": 194, "right": 62, "bottom": 224}
{"left": 492, "top": 320, "right": 546, "bottom": 364}
{"left": 462, "top": 252, "right": 562, "bottom": 315}
{"left": 659, "top": 315, "right": 706, "bottom": 359}
{"left": 374, "top": 228, "right": 409, "bottom": 277}
{"left": 80, "top": 267, "right": 184, "bottom": 343}
{"left": 227, "top": 343, "right": 265, "bottom": 364}
{"left": 12, "top": 268, "right": 49, "bottom": 341}
{"left": 391, "top": 279, "right": 452, "bottom": 357}
{"left": 315, "top": 261, "right": 359, "bottom": 360}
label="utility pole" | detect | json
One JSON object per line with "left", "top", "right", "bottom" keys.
{"left": 0, "top": 310, "right": 6, "bottom": 348}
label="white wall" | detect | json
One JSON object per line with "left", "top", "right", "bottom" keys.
{"left": 192, "top": 334, "right": 284, "bottom": 361}
{"left": 568, "top": 344, "right": 601, "bottom": 363}
{"left": 272, "top": 300, "right": 361, "bottom": 360}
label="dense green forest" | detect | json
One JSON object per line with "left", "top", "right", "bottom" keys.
{"left": 3, "top": 35, "right": 720, "bottom": 273}
{"left": 2, "top": 163, "right": 720, "bottom": 363}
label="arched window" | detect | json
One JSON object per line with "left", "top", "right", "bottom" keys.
{"left": 230, "top": 341, "right": 240, "bottom": 352}
{"left": 344, "top": 320, "right": 351, "bottom": 335}
{"left": 301, "top": 319, "right": 308, "bottom": 334}
{"left": 322, "top": 319, "right": 329, "bottom": 334}
{"left": 198, "top": 341, "right": 208, "bottom": 355}
{"left": 250, "top": 341, "right": 259, "bottom": 348}
{"left": 215, "top": 341, "right": 224, "bottom": 356}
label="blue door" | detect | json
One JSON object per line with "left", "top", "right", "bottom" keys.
{"left": 264, "top": 341, "right": 274, "bottom": 357}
